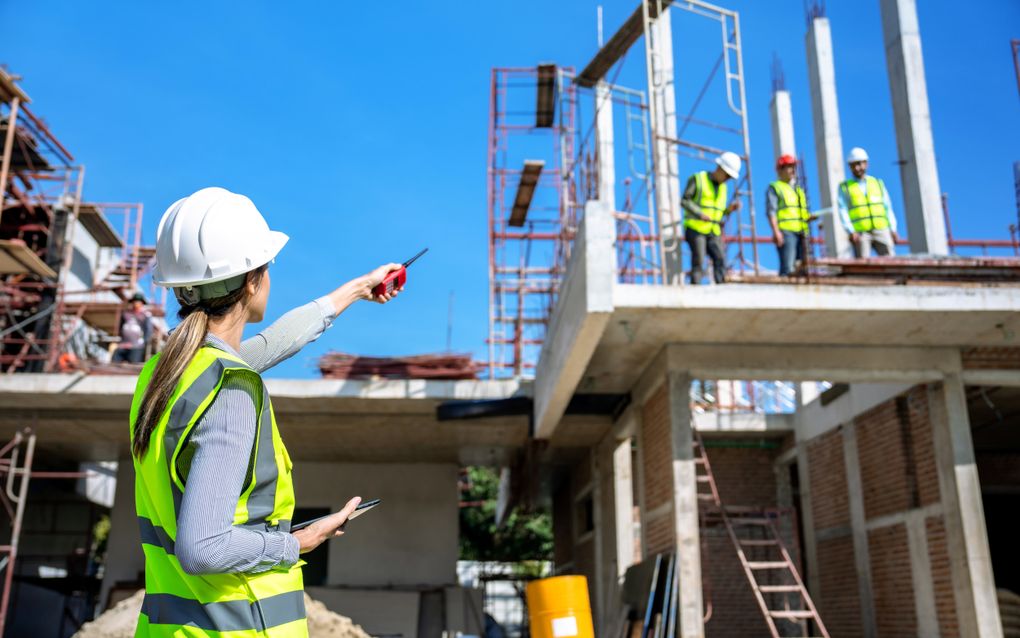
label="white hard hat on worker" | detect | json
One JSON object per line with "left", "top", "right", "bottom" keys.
{"left": 153, "top": 187, "right": 288, "bottom": 305}
{"left": 715, "top": 151, "right": 742, "bottom": 179}
{"left": 846, "top": 147, "right": 869, "bottom": 163}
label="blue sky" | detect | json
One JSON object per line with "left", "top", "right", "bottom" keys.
{"left": 4, "top": 1, "right": 1018, "bottom": 378}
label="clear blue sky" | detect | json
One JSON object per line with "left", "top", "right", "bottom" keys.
{"left": 4, "top": 1, "right": 1018, "bottom": 378}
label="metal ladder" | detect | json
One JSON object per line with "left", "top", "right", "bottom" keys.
{"left": 694, "top": 431, "right": 830, "bottom": 638}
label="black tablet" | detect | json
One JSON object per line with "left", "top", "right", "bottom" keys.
{"left": 290, "top": 499, "right": 381, "bottom": 532}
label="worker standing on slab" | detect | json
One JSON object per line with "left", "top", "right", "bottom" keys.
{"left": 681, "top": 151, "right": 742, "bottom": 284}
{"left": 766, "top": 155, "right": 815, "bottom": 276}
{"left": 838, "top": 147, "right": 899, "bottom": 257}
{"left": 112, "top": 292, "right": 152, "bottom": 363}
{"left": 130, "top": 187, "right": 402, "bottom": 637}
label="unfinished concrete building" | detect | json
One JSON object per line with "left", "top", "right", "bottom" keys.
{"left": 1, "top": 1, "right": 1019, "bottom": 637}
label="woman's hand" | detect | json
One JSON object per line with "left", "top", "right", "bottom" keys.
{"left": 292, "top": 496, "right": 361, "bottom": 554}
{"left": 360, "top": 263, "right": 404, "bottom": 303}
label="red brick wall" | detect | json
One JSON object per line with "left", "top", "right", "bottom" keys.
{"left": 868, "top": 523, "right": 917, "bottom": 635}
{"left": 855, "top": 386, "right": 938, "bottom": 520}
{"left": 961, "top": 346, "right": 1020, "bottom": 369}
{"left": 807, "top": 429, "right": 850, "bottom": 529}
{"left": 816, "top": 536, "right": 862, "bottom": 637}
{"left": 927, "top": 516, "right": 959, "bottom": 638}
{"left": 702, "top": 445, "right": 779, "bottom": 508}
{"left": 641, "top": 384, "right": 673, "bottom": 556}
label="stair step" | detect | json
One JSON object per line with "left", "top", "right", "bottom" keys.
{"left": 747, "top": 561, "right": 789, "bottom": 570}
{"left": 759, "top": 585, "right": 802, "bottom": 593}
{"left": 768, "top": 610, "right": 814, "bottom": 619}
{"left": 730, "top": 517, "right": 771, "bottom": 525}
{"left": 739, "top": 539, "right": 779, "bottom": 546}
{"left": 696, "top": 475, "right": 712, "bottom": 482}
{"left": 697, "top": 494, "right": 716, "bottom": 501}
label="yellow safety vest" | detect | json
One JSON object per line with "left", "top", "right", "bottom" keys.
{"left": 840, "top": 176, "right": 890, "bottom": 232}
{"left": 684, "top": 171, "right": 728, "bottom": 236}
{"left": 770, "top": 181, "right": 809, "bottom": 234}
{"left": 131, "top": 347, "right": 306, "bottom": 638}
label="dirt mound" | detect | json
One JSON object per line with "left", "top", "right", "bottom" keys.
{"left": 74, "top": 590, "right": 371, "bottom": 638}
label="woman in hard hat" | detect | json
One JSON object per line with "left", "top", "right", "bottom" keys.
{"left": 129, "top": 187, "right": 400, "bottom": 636}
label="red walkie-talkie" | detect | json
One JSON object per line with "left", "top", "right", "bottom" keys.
{"left": 372, "top": 248, "right": 428, "bottom": 298}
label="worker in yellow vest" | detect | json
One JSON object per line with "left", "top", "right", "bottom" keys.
{"left": 681, "top": 151, "right": 742, "bottom": 284}
{"left": 838, "top": 147, "right": 899, "bottom": 257}
{"left": 766, "top": 155, "right": 816, "bottom": 276}
{"left": 131, "top": 187, "right": 402, "bottom": 637}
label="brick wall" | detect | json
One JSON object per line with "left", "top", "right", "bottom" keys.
{"left": 868, "top": 524, "right": 917, "bottom": 635}
{"left": 815, "top": 536, "right": 862, "bottom": 637}
{"left": 703, "top": 445, "right": 780, "bottom": 508}
{"left": 961, "top": 346, "right": 1020, "bottom": 369}
{"left": 640, "top": 384, "right": 673, "bottom": 556}
{"left": 927, "top": 517, "right": 959, "bottom": 637}
{"left": 643, "top": 511, "right": 674, "bottom": 557}
{"left": 807, "top": 429, "right": 850, "bottom": 530}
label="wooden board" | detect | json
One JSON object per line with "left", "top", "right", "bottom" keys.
{"left": 0, "top": 239, "right": 56, "bottom": 278}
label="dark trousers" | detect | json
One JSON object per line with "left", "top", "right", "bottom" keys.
{"left": 113, "top": 347, "right": 145, "bottom": 364}
{"left": 778, "top": 230, "right": 806, "bottom": 276}
{"left": 685, "top": 227, "right": 725, "bottom": 284}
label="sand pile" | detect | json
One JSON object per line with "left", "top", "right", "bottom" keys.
{"left": 74, "top": 590, "right": 371, "bottom": 638}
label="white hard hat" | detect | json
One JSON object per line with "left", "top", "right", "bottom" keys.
{"left": 846, "top": 147, "right": 869, "bottom": 163}
{"left": 153, "top": 187, "right": 288, "bottom": 299}
{"left": 715, "top": 151, "right": 742, "bottom": 179}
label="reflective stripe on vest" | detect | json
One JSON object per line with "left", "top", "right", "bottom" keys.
{"left": 841, "top": 176, "right": 889, "bottom": 232}
{"left": 131, "top": 347, "right": 305, "bottom": 637}
{"left": 684, "top": 171, "right": 728, "bottom": 236}
{"left": 771, "top": 181, "right": 809, "bottom": 234}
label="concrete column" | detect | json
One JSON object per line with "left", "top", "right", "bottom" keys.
{"left": 805, "top": 17, "right": 851, "bottom": 258}
{"left": 928, "top": 376, "right": 1003, "bottom": 638}
{"left": 794, "top": 445, "right": 822, "bottom": 598}
{"left": 650, "top": 11, "right": 684, "bottom": 284}
{"left": 841, "top": 423, "right": 878, "bottom": 638}
{"left": 769, "top": 89, "right": 797, "bottom": 159}
{"left": 595, "top": 80, "right": 616, "bottom": 210}
{"left": 99, "top": 460, "right": 143, "bottom": 612}
{"left": 668, "top": 371, "right": 704, "bottom": 638}
{"left": 613, "top": 437, "right": 635, "bottom": 578}
{"left": 879, "top": 0, "right": 948, "bottom": 255}
{"left": 905, "top": 509, "right": 939, "bottom": 637}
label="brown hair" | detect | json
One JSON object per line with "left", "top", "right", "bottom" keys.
{"left": 131, "top": 266, "right": 266, "bottom": 458}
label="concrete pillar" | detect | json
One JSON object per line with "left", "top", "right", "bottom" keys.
{"left": 595, "top": 80, "right": 616, "bottom": 210}
{"left": 794, "top": 445, "right": 821, "bottom": 598}
{"left": 879, "top": 0, "right": 948, "bottom": 255}
{"left": 99, "top": 460, "right": 143, "bottom": 612}
{"left": 841, "top": 423, "right": 878, "bottom": 638}
{"left": 668, "top": 371, "right": 704, "bottom": 638}
{"left": 805, "top": 17, "right": 851, "bottom": 258}
{"left": 769, "top": 89, "right": 797, "bottom": 160}
{"left": 928, "top": 376, "right": 1003, "bottom": 638}
{"left": 650, "top": 11, "right": 684, "bottom": 285}
{"left": 905, "top": 509, "right": 940, "bottom": 637}
{"left": 613, "top": 437, "right": 635, "bottom": 578}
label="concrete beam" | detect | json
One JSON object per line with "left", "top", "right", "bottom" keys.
{"left": 667, "top": 371, "right": 704, "bottom": 638}
{"left": 534, "top": 200, "right": 616, "bottom": 439}
{"left": 665, "top": 343, "right": 960, "bottom": 384}
{"left": 805, "top": 17, "right": 851, "bottom": 258}
{"left": 928, "top": 375, "right": 1003, "bottom": 637}
{"left": 879, "top": 0, "right": 948, "bottom": 255}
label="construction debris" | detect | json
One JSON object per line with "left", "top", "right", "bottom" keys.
{"left": 318, "top": 352, "right": 478, "bottom": 380}
{"left": 73, "top": 590, "right": 371, "bottom": 638}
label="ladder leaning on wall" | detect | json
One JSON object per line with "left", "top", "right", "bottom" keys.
{"left": 694, "top": 430, "right": 830, "bottom": 638}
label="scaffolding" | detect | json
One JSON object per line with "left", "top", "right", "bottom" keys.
{"left": 0, "top": 67, "right": 162, "bottom": 373}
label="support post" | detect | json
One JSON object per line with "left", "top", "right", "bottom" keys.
{"left": 668, "top": 371, "right": 704, "bottom": 638}
{"left": 595, "top": 80, "right": 616, "bottom": 210}
{"left": 769, "top": 89, "right": 797, "bottom": 159}
{"left": 841, "top": 422, "right": 878, "bottom": 638}
{"left": 0, "top": 96, "right": 21, "bottom": 226}
{"left": 879, "top": 0, "right": 948, "bottom": 255}
{"left": 805, "top": 17, "right": 851, "bottom": 258}
{"left": 613, "top": 437, "right": 635, "bottom": 579}
{"left": 928, "top": 376, "right": 1002, "bottom": 637}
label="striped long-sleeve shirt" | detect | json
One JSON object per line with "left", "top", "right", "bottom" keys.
{"left": 174, "top": 296, "right": 337, "bottom": 575}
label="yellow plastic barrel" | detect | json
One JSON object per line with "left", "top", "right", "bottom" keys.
{"left": 525, "top": 575, "right": 595, "bottom": 638}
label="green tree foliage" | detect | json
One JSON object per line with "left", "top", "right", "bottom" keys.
{"left": 459, "top": 466, "right": 553, "bottom": 561}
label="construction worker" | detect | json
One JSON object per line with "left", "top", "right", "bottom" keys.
{"left": 681, "top": 151, "right": 742, "bottom": 284}
{"left": 131, "top": 187, "right": 402, "bottom": 637}
{"left": 112, "top": 291, "right": 152, "bottom": 363}
{"left": 766, "top": 155, "right": 815, "bottom": 276}
{"left": 838, "top": 147, "right": 899, "bottom": 257}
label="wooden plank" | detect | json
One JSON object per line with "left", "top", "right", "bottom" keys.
{"left": 77, "top": 204, "right": 124, "bottom": 248}
{"left": 0, "top": 240, "right": 56, "bottom": 278}
{"left": 508, "top": 160, "right": 544, "bottom": 227}
{"left": 575, "top": 0, "right": 674, "bottom": 88}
